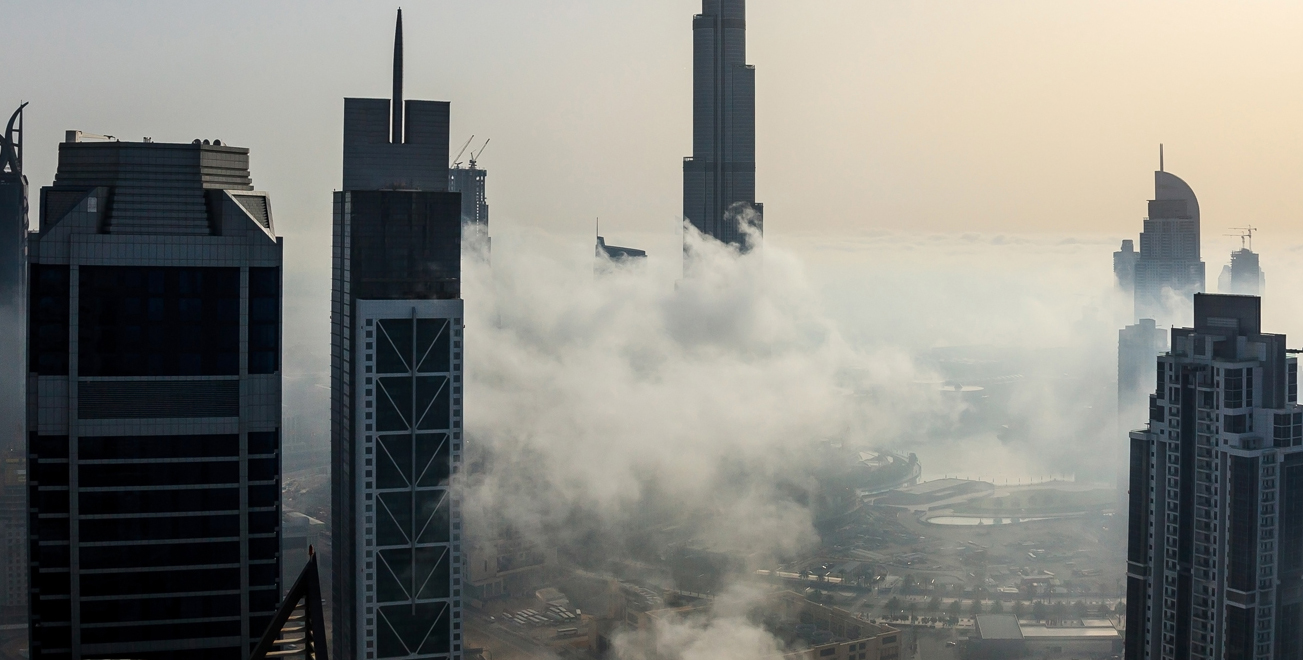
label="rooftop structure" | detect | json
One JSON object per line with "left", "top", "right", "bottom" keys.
{"left": 596, "top": 235, "right": 646, "bottom": 262}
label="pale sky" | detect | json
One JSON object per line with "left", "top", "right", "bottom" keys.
{"left": 7, "top": 0, "right": 1303, "bottom": 262}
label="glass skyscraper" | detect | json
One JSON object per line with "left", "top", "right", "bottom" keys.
{"left": 331, "top": 10, "right": 465, "bottom": 660}
{"left": 25, "top": 134, "right": 284, "bottom": 659}
{"left": 682, "top": 0, "right": 763, "bottom": 249}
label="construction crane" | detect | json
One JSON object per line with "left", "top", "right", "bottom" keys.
{"left": 1224, "top": 226, "right": 1258, "bottom": 251}
{"left": 468, "top": 138, "right": 490, "bottom": 168}
{"left": 451, "top": 134, "right": 474, "bottom": 169}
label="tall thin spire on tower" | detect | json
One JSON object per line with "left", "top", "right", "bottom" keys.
{"left": 392, "top": 8, "right": 404, "bottom": 144}
{"left": 1159, "top": 143, "right": 1164, "bottom": 172}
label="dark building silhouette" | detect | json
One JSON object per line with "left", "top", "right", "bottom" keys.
{"left": 448, "top": 140, "right": 488, "bottom": 226}
{"left": 1114, "top": 238, "right": 1138, "bottom": 293}
{"left": 252, "top": 548, "right": 328, "bottom": 660}
{"left": 25, "top": 133, "right": 283, "bottom": 659}
{"left": 1218, "top": 246, "right": 1263, "bottom": 297}
{"left": 682, "top": 0, "right": 762, "bottom": 249}
{"left": 1131, "top": 159, "right": 1205, "bottom": 323}
{"left": 0, "top": 103, "right": 29, "bottom": 458}
{"left": 331, "top": 10, "right": 464, "bottom": 660}
{"left": 1125, "top": 294, "right": 1303, "bottom": 660}
{"left": 596, "top": 236, "right": 646, "bottom": 262}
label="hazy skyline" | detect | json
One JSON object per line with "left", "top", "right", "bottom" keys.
{"left": 8, "top": 1, "right": 1303, "bottom": 252}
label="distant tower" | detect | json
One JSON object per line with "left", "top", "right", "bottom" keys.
{"left": 682, "top": 0, "right": 762, "bottom": 250}
{"left": 331, "top": 10, "right": 465, "bottom": 660}
{"left": 448, "top": 138, "right": 489, "bottom": 226}
{"left": 0, "top": 103, "right": 27, "bottom": 457}
{"left": 1132, "top": 150, "right": 1206, "bottom": 323}
{"left": 1218, "top": 229, "right": 1263, "bottom": 296}
{"left": 1114, "top": 239, "right": 1138, "bottom": 292}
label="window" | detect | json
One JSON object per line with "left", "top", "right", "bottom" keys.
{"left": 1226, "top": 414, "right": 1248, "bottom": 434}
{"left": 248, "top": 267, "right": 279, "bottom": 374}
{"left": 29, "top": 264, "right": 70, "bottom": 374}
{"left": 1226, "top": 369, "right": 1244, "bottom": 409}
{"left": 78, "top": 266, "right": 240, "bottom": 376}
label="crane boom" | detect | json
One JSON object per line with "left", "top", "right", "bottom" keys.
{"left": 470, "top": 138, "right": 490, "bottom": 166}
{"left": 452, "top": 134, "right": 474, "bottom": 168}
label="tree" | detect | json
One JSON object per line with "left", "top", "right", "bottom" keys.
{"left": 885, "top": 597, "right": 902, "bottom": 613}
{"left": 907, "top": 601, "right": 919, "bottom": 620}
{"left": 991, "top": 600, "right": 1004, "bottom": 613}
{"left": 1032, "top": 601, "right": 1048, "bottom": 620}
{"left": 1012, "top": 601, "right": 1026, "bottom": 617}
{"left": 928, "top": 596, "right": 942, "bottom": 612}
{"left": 946, "top": 600, "right": 963, "bottom": 617}
{"left": 970, "top": 599, "right": 983, "bottom": 616}
{"left": 1051, "top": 602, "right": 1068, "bottom": 619}
{"left": 1073, "top": 600, "right": 1088, "bottom": 617}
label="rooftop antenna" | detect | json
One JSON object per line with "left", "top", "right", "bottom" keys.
{"left": 391, "top": 8, "right": 404, "bottom": 144}
{"left": 1159, "top": 144, "right": 1164, "bottom": 172}
{"left": 452, "top": 135, "right": 474, "bottom": 168}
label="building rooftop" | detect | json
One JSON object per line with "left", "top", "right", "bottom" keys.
{"left": 975, "top": 614, "right": 1023, "bottom": 641}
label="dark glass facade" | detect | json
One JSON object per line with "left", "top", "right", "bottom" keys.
{"left": 78, "top": 267, "right": 241, "bottom": 377}
{"left": 346, "top": 192, "right": 461, "bottom": 301}
{"left": 26, "top": 137, "right": 282, "bottom": 660}
{"left": 29, "top": 265, "right": 69, "bottom": 375}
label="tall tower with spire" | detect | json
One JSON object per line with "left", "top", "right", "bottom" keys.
{"left": 682, "top": 0, "right": 762, "bottom": 251}
{"left": 1131, "top": 149, "right": 1206, "bottom": 323}
{"left": 331, "top": 10, "right": 464, "bottom": 660}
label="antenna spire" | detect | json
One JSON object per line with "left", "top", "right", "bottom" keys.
{"left": 1159, "top": 143, "right": 1164, "bottom": 172}
{"left": 392, "top": 8, "right": 404, "bottom": 144}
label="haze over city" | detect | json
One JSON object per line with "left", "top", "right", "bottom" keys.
{"left": 5, "top": 3, "right": 1303, "bottom": 660}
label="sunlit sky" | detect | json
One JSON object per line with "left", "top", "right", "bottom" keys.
{"left": 8, "top": 0, "right": 1303, "bottom": 265}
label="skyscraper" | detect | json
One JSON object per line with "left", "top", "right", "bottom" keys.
{"left": 1, "top": 103, "right": 29, "bottom": 456}
{"left": 447, "top": 141, "right": 488, "bottom": 227}
{"left": 1125, "top": 294, "right": 1303, "bottom": 660}
{"left": 1115, "top": 239, "right": 1138, "bottom": 293}
{"left": 331, "top": 10, "right": 464, "bottom": 660}
{"left": 1218, "top": 246, "right": 1263, "bottom": 297}
{"left": 1132, "top": 162, "right": 1206, "bottom": 323}
{"left": 0, "top": 103, "right": 29, "bottom": 634}
{"left": 26, "top": 133, "right": 283, "bottom": 659}
{"left": 682, "top": 0, "right": 762, "bottom": 249}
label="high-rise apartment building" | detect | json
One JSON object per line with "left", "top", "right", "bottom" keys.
{"left": 682, "top": 0, "right": 762, "bottom": 249}
{"left": 25, "top": 133, "right": 283, "bottom": 659}
{"left": 331, "top": 10, "right": 465, "bottom": 660}
{"left": 1125, "top": 294, "right": 1303, "bottom": 660}
{"left": 1132, "top": 166, "right": 1206, "bottom": 323}
{"left": 1, "top": 103, "right": 29, "bottom": 455}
